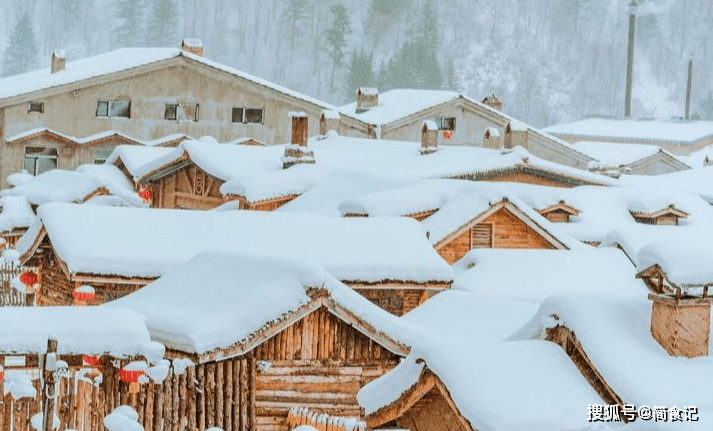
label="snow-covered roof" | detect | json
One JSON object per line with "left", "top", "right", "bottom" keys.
{"left": 621, "top": 166, "right": 713, "bottom": 203}
{"left": 18, "top": 203, "right": 453, "bottom": 284}
{"left": 0, "top": 196, "right": 35, "bottom": 232}
{"left": 514, "top": 292, "right": 713, "bottom": 411}
{"left": 0, "top": 48, "right": 335, "bottom": 111}
{"left": 631, "top": 231, "right": 713, "bottom": 288}
{"left": 572, "top": 141, "right": 682, "bottom": 167}
{"left": 359, "top": 291, "right": 602, "bottom": 431}
{"left": 453, "top": 248, "right": 647, "bottom": 303}
{"left": 6, "top": 170, "right": 34, "bottom": 188}
{"left": 340, "top": 89, "right": 461, "bottom": 125}
{"left": 5, "top": 128, "right": 189, "bottom": 148}
{"left": 543, "top": 117, "right": 713, "bottom": 144}
{"left": 110, "top": 251, "right": 413, "bottom": 356}
{"left": 0, "top": 306, "right": 151, "bottom": 357}
{"left": 1, "top": 170, "right": 105, "bottom": 206}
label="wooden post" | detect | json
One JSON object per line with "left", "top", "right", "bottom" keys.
{"left": 42, "top": 336, "right": 59, "bottom": 431}
{"left": 239, "top": 359, "right": 248, "bottom": 431}
{"left": 197, "top": 364, "right": 205, "bottom": 431}
{"left": 152, "top": 382, "right": 162, "bottom": 431}
{"left": 187, "top": 366, "right": 197, "bottom": 431}
{"left": 248, "top": 354, "right": 255, "bottom": 431}
{"left": 216, "top": 362, "right": 224, "bottom": 430}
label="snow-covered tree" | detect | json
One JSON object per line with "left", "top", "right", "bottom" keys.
{"left": 283, "top": 0, "right": 310, "bottom": 50}
{"left": 343, "top": 48, "right": 375, "bottom": 101}
{"left": 1, "top": 12, "right": 40, "bottom": 77}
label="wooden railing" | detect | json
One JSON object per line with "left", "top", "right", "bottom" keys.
{"left": 0, "top": 262, "right": 34, "bottom": 307}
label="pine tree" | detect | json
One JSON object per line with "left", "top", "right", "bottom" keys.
{"left": 365, "top": 0, "right": 410, "bottom": 46}
{"left": 145, "top": 0, "right": 178, "bottom": 47}
{"left": 698, "top": 92, "right": 713, "bottom": 120}
{"left": 283, "top": 0, "right": 310, "bottom": 50}
{"left": 1, "top": 12, "right": 40, "bottom": 77}
{"left": 115, "top": 0, "right": 145, "bottom": 47}
{"left": 343, "top": 49, "right": 375, "bottom": 102}
{"left": 325, "top": 3, "right": 352, "bottom": 92}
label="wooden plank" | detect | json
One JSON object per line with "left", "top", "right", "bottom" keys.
{"left": 216, "top": 361, "right": 224, "bottom": 430}
{"left": 187, "top": 365, "right": 197, "bottom": 431}
{"left": 197, "top": 364, "right": 205, "bottom": 431}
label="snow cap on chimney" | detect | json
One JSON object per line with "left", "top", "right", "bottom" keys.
{"left": 356, "top": 88, "right": 378, "bottom": 114}
{"left": 181, "top": 38, "right": 203, "bottom": 56}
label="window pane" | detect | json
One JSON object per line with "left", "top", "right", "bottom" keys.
{"left": 37, "top": 157, "right": 57, "bottom": 175}
{"left": 96, "top": 101, "right": 109, "bottom": 117}
{"left": 438, "top": 117, "right": 456, "bottom": 131}
{"left": 24, "top": 157, "right": 36, "bottom": 175}
{"left": 178, "top": 103, "right": 199, "bottom": 122}
{"left": 165, "top": 104, "right": 177, "bottom": 120}
{"left": 245, "top": 108, "right": 263, "bottom": 124}
{"left": 28, "top": 102, "right": 44, "bottom": 113}
{"left": 94, "top": 148, "right": 113, "bottom": 164}
{"left": 232, "top": 107, "right": 244, "bottom": 123}
{"left": 110, "top": 100, "right": 130, "bottom": 118}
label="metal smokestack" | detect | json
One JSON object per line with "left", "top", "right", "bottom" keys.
{"left": 624, "top": 1, "right": 637, "bottom": 118}
{"left": 685, "top": 59, "right": 693, "bottom": 120}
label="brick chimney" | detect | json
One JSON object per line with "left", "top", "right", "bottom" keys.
{"left": 319, "top": 110, "right": 340, "bottom": 135}
{"left": 483, "top": 127, "right": 501, "bottom": 149}
{"left": 283, "top": 112, "right": 315, "bottom": 169}
{"left": 356, "top": 88, "right": 378, "bottom": 113}
{"left": 51, "top": 49, "right": 66, "bottom": 73}
{"left": 181, "top": 38, "right": 204, "bottom": 56}
{"left": 649, "top": 292, "right": 711, "bottom": 358}
{"left": 420, "top": 120, "right": 438, "bottom": 155}
{"left": 482, "top": 94, "right": 502, "bottom": 111}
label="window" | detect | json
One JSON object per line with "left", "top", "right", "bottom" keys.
{"left": 232, "top": 107, "right": 245, "bottom": 123}
{"left": 93, "top": 148, "right": 113, "bottom": 164}
{"left": 27, "top": 102, "right": 44, "bottom": 113}
{"left": 166, "top": 103, "right": 199, "bottom": 122}
{"left": 165, "top": 103, "right": 178, "bottom": 120}
{"left": 96, "top": 100, "right": 130, "bottom": 118}
{"left": 24, "top": 147, "right": 58, "bottom": 175}
{"left": 436, "top": 116, "right": 456, "bottom": 131}
{"left": 232, "top": 106, "right": 264, "bottom": 124}
{"left": 245, "top": 108, "right": 264, "bottom": 124}
{"left": 470, "top": 224, "right": 493, "bottom": 248}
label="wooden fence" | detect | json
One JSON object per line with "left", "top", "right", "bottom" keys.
{"left": 0, "top": 262, "right": 33, "bottom": 307}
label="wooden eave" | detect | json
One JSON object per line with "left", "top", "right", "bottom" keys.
{"left": 186, "top": 294, "right": 410, "bottom": 365}
{"left": 0, "top": 353, "right": 142, "bottom": 370}
{"left": 450, "top": 164, "right": 608, "bottom": 187}
{"left": 227, "top": 193, "right": 300, "bottom": 207}
{"left": 137, "top": 152, "right": 191, "bottom": 184}
{"left": 433, "top": 199, "right": 569, "bottom": 251}
{"left": 345, "top": 280, "right": 451, "bottom": 289}
{"left": 629, "top": 206, "right": 688, "bottom": 219}
{"left": 365, "top": 366, "right": 476, "bottom": 431}
{"left": 19, "top": 226, "right": 47, "bottom": 264}
{"left": 79, "top": 187, "right": 110, "bottom": 203}
{"left": 537, "top": 201, "right": 581, "bottom": 216}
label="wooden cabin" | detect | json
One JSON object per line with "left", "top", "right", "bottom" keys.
{"left": 18, "top": 203, "right": 453, "bottom": 315}
{"left": 111, "top": 252, "right": 411, "bottom": 431}
{"left": 537, "top": 200, "right": 580, "bottom": 223}
{"left": 629, "top": 205, "right": 688, "bottom": 225}
{"left": 363, "top": 365, "right": 475, "bottom": 431}
{"left": 430, "top": 198, "right": 569, "bottom": 265}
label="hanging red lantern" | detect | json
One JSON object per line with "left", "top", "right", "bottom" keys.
{"left": 138, "top": 188, "right": 152, "bottom": 201}
{"left": 83, "top": 356, "right": 100, "bottom": 367}
{"left": 443, "top": 130, "right": 453, "bottom": 139}
{"left": 19, "top": 271, "right": 38, "bottom": 288}
{"left": 73, "top": 285, "right": 95, "bottom": 304}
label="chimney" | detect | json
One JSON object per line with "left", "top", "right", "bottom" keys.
{"left": 283, "top": 112, "right": 315, "bottom": 169}
{"left": 420, "top": 121, "right": 438, "bottom": 155}
{"left": 181, "top": 38, "right": 204, "bottom": 56}
{"left": 482, "top": 94, "right": 502, "bottom": 111}
{"left": 624, "top": 1, "right": 637, "bottom": 117}
{"left": 483, "top": 127, "right": 501, "bottom": 149}
{"left": 649, "top": 292, "right": 711, "bottom": 358}
{"left": 356, "top": 88, "right": 378, "bottom": 114}
{"left": 319, "top": 110, "right": 340, "bottom": 135}
{"left": 51, "top": 49, "right": 66, "bottom": 73}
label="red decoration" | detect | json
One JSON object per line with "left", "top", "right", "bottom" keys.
{"left": 73, "top": 289, "right": 95, "bottom": 303}
{"left": 138, "top": 189, "right": 152, "bottom": 200}
{"left": 19, "top": 271, "right": 38, "bottom": 287}
{"left": 118, "top": 368, "right": 144, "bottom": 383}
{"left": 83, "top": 356, "right": 100, "bottom": 366}
{"left": 443, "top": 130, "right": 453, "bottom": 139}
{"left": 0, "top": 366, "right": 4, "bottom": 382}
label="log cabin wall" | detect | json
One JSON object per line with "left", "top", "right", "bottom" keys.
{"left": 384, "top": 387, "right": 471, "bottom": 431}
{"left": 150, "top": 165, "right": 225, "bottom": 210}
{"left": 354, "top": 288, "right": 436, "bottom": 316}
{"left": 437, "top": 207, "right": 556, "bottom": 264}
{"left": 37, "top": 250, "right": 146, "bottom": 306}
{"left": 542, "top": 209, "right": 570, "bottom": 223}
{"left": 250, "top": 307, "right": 400, "bottom": 431}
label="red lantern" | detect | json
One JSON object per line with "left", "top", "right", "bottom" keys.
{"left": 443, "top": 130, "right": 453, "bottom": 139}
{"left": 83, "top": 356, "right": 100, "bottom": 366}
{"left": 19, "top": 271, "right": 38, "bottom": 287}
{"left": 138, "top": 189, "right": 152, "bottom": 201}
{"left": 73, "top": 285, "right": 95, "bottom": 304}
{"left": 118, "top": 368, "right": 144, "bottom": 383}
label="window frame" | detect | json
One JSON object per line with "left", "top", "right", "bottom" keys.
{"left": 93, "top": 148, "right": 113, "bottom": 165}
{"left": 96, "top": 100, "right": 131, "bottom": 118}
{"left": 164, "top": 103, "right": 178, "bottom": 121}
{"left": 436, "top": 116, "right": 456, "bottom": 131}
{"left": 245, "top": 108, "right": 264, "bottom": 124}
{"left": 232, "top": 106, "right": 264, "bottom": 125}
{"left": 24, "top": 146, "right": 59, "bottom": 176}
